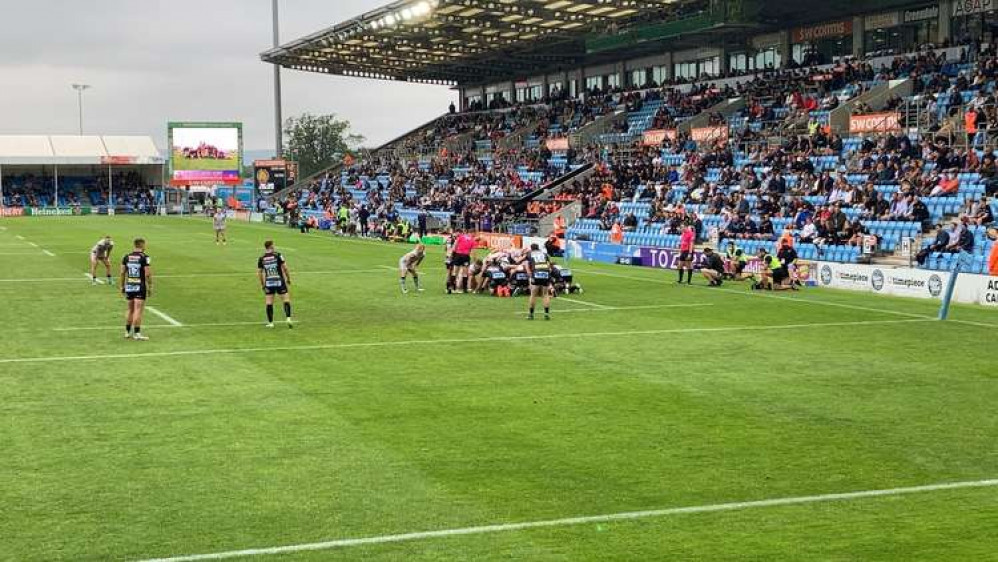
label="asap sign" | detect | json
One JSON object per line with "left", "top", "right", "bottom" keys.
{"left": 953, "top": 0, "right": 994, "bottom": 17}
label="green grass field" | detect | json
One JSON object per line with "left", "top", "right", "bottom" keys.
{"left": 1, "top": 216, "right": 996, "bottom": 562}
{"left": 171, "top": 151, "right": 240, "bottom": 172}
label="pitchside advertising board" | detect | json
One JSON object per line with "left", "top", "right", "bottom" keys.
{"left": 564, "top": 239, "right": 998, "bottom": 305}
{"left": 168, "top": 122, "right": 243, "bottom": 186}
{"left": 815, "top": 261, "right": 998, "bottom": 306}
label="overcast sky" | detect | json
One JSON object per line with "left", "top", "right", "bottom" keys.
{"left": 0, "top": 0, "right": 455, "bottom": 154}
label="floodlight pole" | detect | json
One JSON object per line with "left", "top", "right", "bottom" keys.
{"left": 272, "top": 0, "right": 283, "bottom": 158}
{"left": 71, "top": 84, "right": 91, "bottom": 135}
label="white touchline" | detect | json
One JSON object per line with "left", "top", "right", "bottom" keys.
{"left": 26, "top": 242, "right": 38, "bottom": 247}
{"left": 135, "top": 477, "right": 998, "bottom": 562}
{"left": 83, "top": 273, "right": 104, "bottom": 284}
{"left": 558, "top": 296, "right": 610, "bottom": 309}
{"left": 15, "top": 235, "right": 24, "bottom": 239}
{"left": 146, "top": 307, "right": 183, "bottom": 327}
{"left": 42, "top": 250, "right": 56, "bottom": 257}
{"left": 0, "top": 318, "right": 930, "bottom": 365}
{"left": 0, "top": 251, "right": 51, "bottom": 256}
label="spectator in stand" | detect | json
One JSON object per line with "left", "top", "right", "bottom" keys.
{"left": 929, "top": 171, "right": 961, "bottom": 197}
{"left": 799, "top": 217, "right": 818, "bottom": 243}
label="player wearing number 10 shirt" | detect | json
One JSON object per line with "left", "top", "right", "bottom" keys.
{"left": 257, "top": 240, "right": 293, "bottom": 329}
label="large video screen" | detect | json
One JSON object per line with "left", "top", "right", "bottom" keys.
{"left": 168, "top": 122, "right": 242, "bottom": 186}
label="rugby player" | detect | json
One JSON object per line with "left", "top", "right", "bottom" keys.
{"left": 525, "top": 243, "right": 553, "bottom": 320}
{"left": 89, "top": 235, "right": 115, "bottom": 285}
{"left": 399, "top": 243, "right": 426, "bottom": 294}
{"left": 444, "top": 232, "right": 456, "bottom": 294}
{"left": 700, "top": 248, "right": 725, "bottom": 286}
{"left": 119, "top": 238, "right": 152, "bottom": 340}
{"left": 213, "top": 209, "right": 227, "bottom": 245}
{"left": 677, "top": 224, "right": 695, "bottom": 284}
{"left": 257, "top": 240, "right": 293, "bottom": 328}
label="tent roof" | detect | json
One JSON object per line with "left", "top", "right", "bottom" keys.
{"left": 0, "top": 135, "right": 164, "bottom": 166}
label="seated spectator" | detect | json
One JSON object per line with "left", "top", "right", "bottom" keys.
{"left": 929, "top": 171, "right": 961, "bottom": 197}
{"left": 799, "top": 217, "right": 818, "bottom": 243}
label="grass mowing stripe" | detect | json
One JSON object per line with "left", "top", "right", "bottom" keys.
{"left": 135, "top": 477, "right": 998, "bottom": 562}
{"left": 0, "top": 269, "right": 393, "bottom": 283}
{"left": 48, "top": 303, "right": 716, "bottom": 331}
{"left": 0, "top": 318, "right": 930, "bottom": 365}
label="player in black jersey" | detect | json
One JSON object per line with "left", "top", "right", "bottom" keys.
{"left": 257, "top": 240, "right": 293, "bottom": 328}
{"left": 525, "top": 243, "right": 553, "bottom": 320}
{"left": 119, "top": 238, "right": 152, "bottom": 340}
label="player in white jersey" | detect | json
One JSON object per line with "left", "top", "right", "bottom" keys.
{"left": 399, "top": 244, "right": 426, "bottom": 294}
{"left": 213, "top": 209, "right": 227, "bottom": 245}
{"left": 89, "top": 235, "right": 115, "bottom": 285}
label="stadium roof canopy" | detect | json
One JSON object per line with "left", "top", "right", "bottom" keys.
{"left": 0, "top": 135, "right": 164, "bottom": 166}
{"left": 262, "top": 0, "right": 715, "bottom": 86}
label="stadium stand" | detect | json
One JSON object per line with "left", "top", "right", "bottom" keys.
{"left": 0, "top": 135, "right": 164, "bottom": 212}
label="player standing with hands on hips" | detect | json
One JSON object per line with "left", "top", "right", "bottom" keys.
{"left": 258, "top": 240, "right": 293, "bottom": 328}
{"left": 120, "top": 238, "right": 152, "bottom": 340}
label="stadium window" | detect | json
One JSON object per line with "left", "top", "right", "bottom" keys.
{"left": 569, "top": 79, "right": 578, "bottom": 98}
{"left": 548, "top": 81, "right": 563, "bottom": 97}
{"left": 652, "top": 65, "right": 668, "bottom": 86}
{"left": 529, "top": 85, "right": 542, "bottom": 101}
{"left": 755, "top": 47, "right": 781, "bottom": 70}
{"left": 585, "top": 75, "right": 603, "bottom": 92}
{"left": 729, "top": 53, "right": 748, "bottom": 72}
{"left": 606, "top": 73, "right": 621, "bottom": 89}
{"left": 699, "top": 56, "right": 720, "bottom": 77}
{"left": 673, "top": 61, "right": 697, "bottom": 80}
{"left": 629, "top": 69, "right": 646, "bottom": 88}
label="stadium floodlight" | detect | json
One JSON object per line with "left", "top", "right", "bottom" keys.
{"left": 71, "top": 84, "right": 91, "bottom": 136}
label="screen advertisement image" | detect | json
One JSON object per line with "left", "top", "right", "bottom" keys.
{"left": 168, "top": 122, "right": 242, "bottom": 185}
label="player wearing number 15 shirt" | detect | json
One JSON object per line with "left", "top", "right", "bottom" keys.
{"left": 257, "top": 240, "right": 293, "bottom": 329}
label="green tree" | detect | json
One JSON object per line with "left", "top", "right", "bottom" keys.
{"left": 283, "top": 113, "right": 364, "bottom": 178}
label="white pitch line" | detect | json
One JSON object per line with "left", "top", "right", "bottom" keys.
{"left": 42, "top": 250, "right": 55, "bottom": 257}
{"left": 558, "top": 296, "right": 610, "bottom": 309}
{"left": 136, "top": 477, "right": 998, "bottom": 562}
{"left": 26, "top": 242, "right": 38, "bottom": 247}
{"left": 146, "top": 307, "right": 183, "bottom": 327}
{"left": 83, "top": 273, "right": 104, "bottom": 285}
{"left": 0, "top": 251, "right": 50, "bottom": 256}
{"left": 0, "top": 318, "right": 930, "bottom": 365}
{"left": 15, "top": 235, "right": 24, "bottom": 240}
